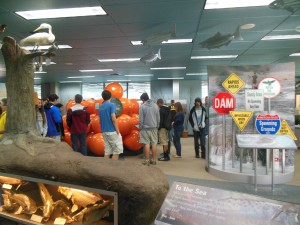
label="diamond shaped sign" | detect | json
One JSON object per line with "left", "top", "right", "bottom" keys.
{"left": 222, "top": 73, "right": 245, "bottom": 95}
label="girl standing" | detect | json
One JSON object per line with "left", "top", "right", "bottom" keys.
{"left": 173, "top": 102, "right": 185, "bottom": 158}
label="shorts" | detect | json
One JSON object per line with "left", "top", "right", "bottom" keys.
{"left": 103, "top": 132, "right": 123, "bottom": 155}
{"left": 158, "top": 128, "right": 169, "bottom": 145}
{"left": 139, "top": 129, "right": 158, "bottom": 145}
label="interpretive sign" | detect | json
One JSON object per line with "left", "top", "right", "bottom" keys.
{"left": 255, "top": 114, "right": 281, "bottom": 134}
{"left": 277, "top": 120, "right": 297, "bottom": 140}
{"left": 212, "top": 92, "right": 236, "bottom": 114}
{"left": 245, "top": 89, "right": 264, "bottom": 111}
{"left": 258, "top": 77, "right": 281, "bottom": 99}
{"left": 229, "top": 111, "right": 253, "bottom": 131}
{"left": 222, "top": 73, "right": 245, "bottom": 94}
{"left": 155, "top": 181, "right": 300, "bottom": 225}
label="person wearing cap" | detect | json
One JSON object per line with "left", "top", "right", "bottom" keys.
{"left": 139, "top": 93, "right": 160, "bottom": 166}
{"left": 0, "top": 98, "right": 7, "bottom": 138}
{"left": 189, "top": 97, "right": 207, "bottom": 159}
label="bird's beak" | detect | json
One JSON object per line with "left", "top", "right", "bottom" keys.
{"left": 33, "top": 26, "right": 42, "bottom": 33}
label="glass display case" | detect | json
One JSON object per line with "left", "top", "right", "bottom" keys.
{"left": 0, "top": 173, "right": 118, "bottom": 225}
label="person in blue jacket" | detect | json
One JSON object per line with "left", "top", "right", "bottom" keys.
{"left": 172, "top": 102, "right": 185, "bottom": 158}
{"left": 44, "top": 94, "right": 62, "bottom": 140}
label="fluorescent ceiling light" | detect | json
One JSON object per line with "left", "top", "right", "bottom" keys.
{"left": 124, "top": 74, "right": 153, "bottom": 77}
{"left": 68, "top": 76, "right": 95, "bottom": 79}
{"left": 290, "top": 53, "right": 300, "bottom": 56}
{"left": 107, "top": 80, "right": 131, "bottom": 82}
{"left": 162, "top": 39, "right": 193, "bottom": 44}
{"left": 98, "top": 58, "right": 140, "bottom": 62}
{"left": 59, "top": 81, "right": 82, "bottom": 83}
{"left": 151, "top": 67, "right": 186, "bottom": 70}
{"left": 186, "top": 73, "right": 207, "bottom": 76}
{"left": 191, "top": 55, "right": 238, "bottom": 59}
{"left": 131, "top": 39, "right": 192, "bottom": 46}
{"left": 204, "top": 0, "right": 273, "bottom": 9}
{"left": 34, "top": 71, "right": 47, "bottom": 74}
{"left": 262, "top": 34, "right": 300, "bottom": 40}
{"left": 22, "top": 45, "right": 72, "bottom": 50}
{"left": 158, "top": 77, "right": 184, "bottom": 80}
{"left": 16, "top": 6, "right": 107, "bottom": 20}
{"left": 79, "top": 69, "right": 113, "bottom": 72}
{"left": 34, "top": 77, "right": 41, "bottom": 80}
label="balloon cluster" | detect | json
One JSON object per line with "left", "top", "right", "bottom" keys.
{"left": 63, "top": 82, "right": 142, "bottom": 156}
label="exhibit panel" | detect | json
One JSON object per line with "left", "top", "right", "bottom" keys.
{"left": 207, "top": 62, "right": 297, "bottom": 185}
{"left": 0, "top": 173, "right": 117, "bottom": 225}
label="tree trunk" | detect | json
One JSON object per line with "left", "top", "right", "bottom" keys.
{"left": 1, "top": 36, "right": 37, "bottom": 136}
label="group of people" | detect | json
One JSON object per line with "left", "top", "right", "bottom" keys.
{"left": 138, "top": 93, "right": 209, "bottom": 166}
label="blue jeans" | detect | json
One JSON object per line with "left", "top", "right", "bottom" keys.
{"left": 173, "top": 129, "right": 183, "bottom": 156}
{"left": 71, "top": 133, "right": 87, "bottom": 156}
{"left": 167, "top": 127, "right": 174, "bottom": 154}
{"left": 193, "top": 129, "right": 206, "bottom": 158}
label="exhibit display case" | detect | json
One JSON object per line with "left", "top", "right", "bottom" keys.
{"left": 0, "top": 173, "right": 118, "bottom": 225}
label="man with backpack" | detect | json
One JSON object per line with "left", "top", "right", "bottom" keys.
{"left": 157, "top": 98, "right": 172, "bottom": 161}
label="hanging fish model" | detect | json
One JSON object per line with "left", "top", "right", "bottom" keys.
{"left": 199, "top": 25, "right": 243, "bottom": 49}
{"left": 141, "top": 24, "right": 176, "bottom": 46}
{"left": 269, "top": 0, "right": 300, "bottom": 13}
{"left": 140, "top": 48, "right": 161, "bottom": 64}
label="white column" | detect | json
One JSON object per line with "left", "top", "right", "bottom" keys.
{"left": 173, "top": 80, "right": 179, "bottom": 100}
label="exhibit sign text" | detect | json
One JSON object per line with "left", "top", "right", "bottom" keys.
{"left": 245, "top": 89, "right": 264, "bottom": 111}
{"left": 155, "top": 181, "right": 300, "bottom": 225}
{"left": 222, "top": 73, "right": 245, "bottom": 95}
{"left": 258, "top": 77, "right": 281, "bottom": 99}
{"left": 229, "top": 111, "right": 254, "bottom": 131}
{"left": 277, "top": 120, "right": 297, "bottom": 140}
{"left": 255, "top": 114, "right": 281, "bottom": 134}
{"left": 212, "top": 92, "right": 236, "bottom": 114}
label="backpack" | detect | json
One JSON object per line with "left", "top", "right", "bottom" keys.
{"left": 164, "top": 109, "right": 173, "bottom": 130}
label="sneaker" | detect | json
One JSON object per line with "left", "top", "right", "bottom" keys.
{"left": 142, "top": 160, "right": 150, "bottom": 166}
{"left": 150, "top": 159, "right": 156, "bottom": 165}
{"left": 173, "top": 155, "right": 181, "bottom": 158}
{"left": 195, "top": 155, "right": 200, "bottom": 158}
{"left": 158, "top": 156, "right": 170, "bottom": 161}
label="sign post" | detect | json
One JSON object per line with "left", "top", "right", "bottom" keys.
{"left": 212, "top": 92, "right": 236, "bottom": 170}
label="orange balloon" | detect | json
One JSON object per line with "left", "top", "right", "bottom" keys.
{"left": 120, "top": 98, "right": 132, "bottom": 115}
{"left": 105, "top": 82, "right": 123, "bottom": 99}
{"left": 66, "top": 100, "right": 76, "bottom": 112}
{"left": 130, "top": 99, "right": 140, "bottom": 115}
{"left": 62, "top": 115, "right": 69, "bottom": 132}
{"left": 123, "top": 130, "right": 142, "bottom": 151}
{"left": 90, "top": 115, "right": 101, "bottom": 133}
{"left": 131, "top": 113, "right": 139, "bottom": 131}
{"left": 117, "top": 114, "right": 133, "bottom": 136}
{"left": 86, "top": 132, "right": 94, "bottom": 150}
{"left": 81, "top": 99, "right": 96, "bottom": 115}
{"left": 63, "top": 132, "right": 72, "bottom": 147}
{"left": 87, "top": 133, "right": 105, "bottom": 156}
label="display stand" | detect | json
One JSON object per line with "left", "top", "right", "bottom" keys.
{"left": 236, "top": 134, "right": 297, "bottom": 192}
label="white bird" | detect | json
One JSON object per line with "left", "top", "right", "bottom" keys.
{"left": 19, "top": 23, "right": 55, "bottom": 48}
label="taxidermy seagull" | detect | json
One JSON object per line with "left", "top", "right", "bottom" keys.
{"left": 140, "top": 48, "right": 161, "bottom": 64}
{"left": 19, "top": 23, "right": 55, "bottom": 49}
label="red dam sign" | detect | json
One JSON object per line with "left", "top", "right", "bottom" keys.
{"left": 212, "top": 92, "right": 236, "bottom": 114}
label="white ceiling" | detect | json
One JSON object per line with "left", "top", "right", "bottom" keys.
{"left": 0, "top": 0, "right": 300, "bottom": 84}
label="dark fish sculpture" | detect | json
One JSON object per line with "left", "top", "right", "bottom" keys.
{"left": 269, "top": 0, "right": 300, "bottom": 13}
{"left": 141, "top": 24, "right": 176, "bottom": 46}
{"left": 140, "top": 48, "right": 161, "bottom": 64}
{"left": 199, "top": 25, "right": 243, "bottom": 49}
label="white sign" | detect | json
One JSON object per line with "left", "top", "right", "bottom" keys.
{"left": 258, "top": 77, "right": 281, "bottom": 99}
{"left": 245, "top": 89, "right": 264, "bottom": 111}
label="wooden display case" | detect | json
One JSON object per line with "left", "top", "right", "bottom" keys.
{"left": 0, "top": 172, "right": 118, "bottom": 225}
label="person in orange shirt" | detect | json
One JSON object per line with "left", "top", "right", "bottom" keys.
{"left": 0, "top": 98, "right": 7, "bottom": 138}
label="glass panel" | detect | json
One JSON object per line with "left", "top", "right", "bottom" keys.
{"left": 82, "top": 83, "right": 104, "bottom": 99}
{"left": 128, "top": 82, "right": 150, "bottom": 100}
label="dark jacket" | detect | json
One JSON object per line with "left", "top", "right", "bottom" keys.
{"left": 158, "top": 105, "right": 169, "bottom": 129}
{"left": 67, "top": 104, "right": 90, "bottom": 134}
{"left": 189, "top": 105, "right": 207, "bottom": 129}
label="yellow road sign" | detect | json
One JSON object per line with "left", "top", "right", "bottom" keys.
{"left": 277, "top": 120, "right": 297, "bottom": 140}
{"left": 222, "top": 73, "right": 245, "bottom": 95}
{"left": 230, "top": 111, "right": 253, "bottom": 131}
